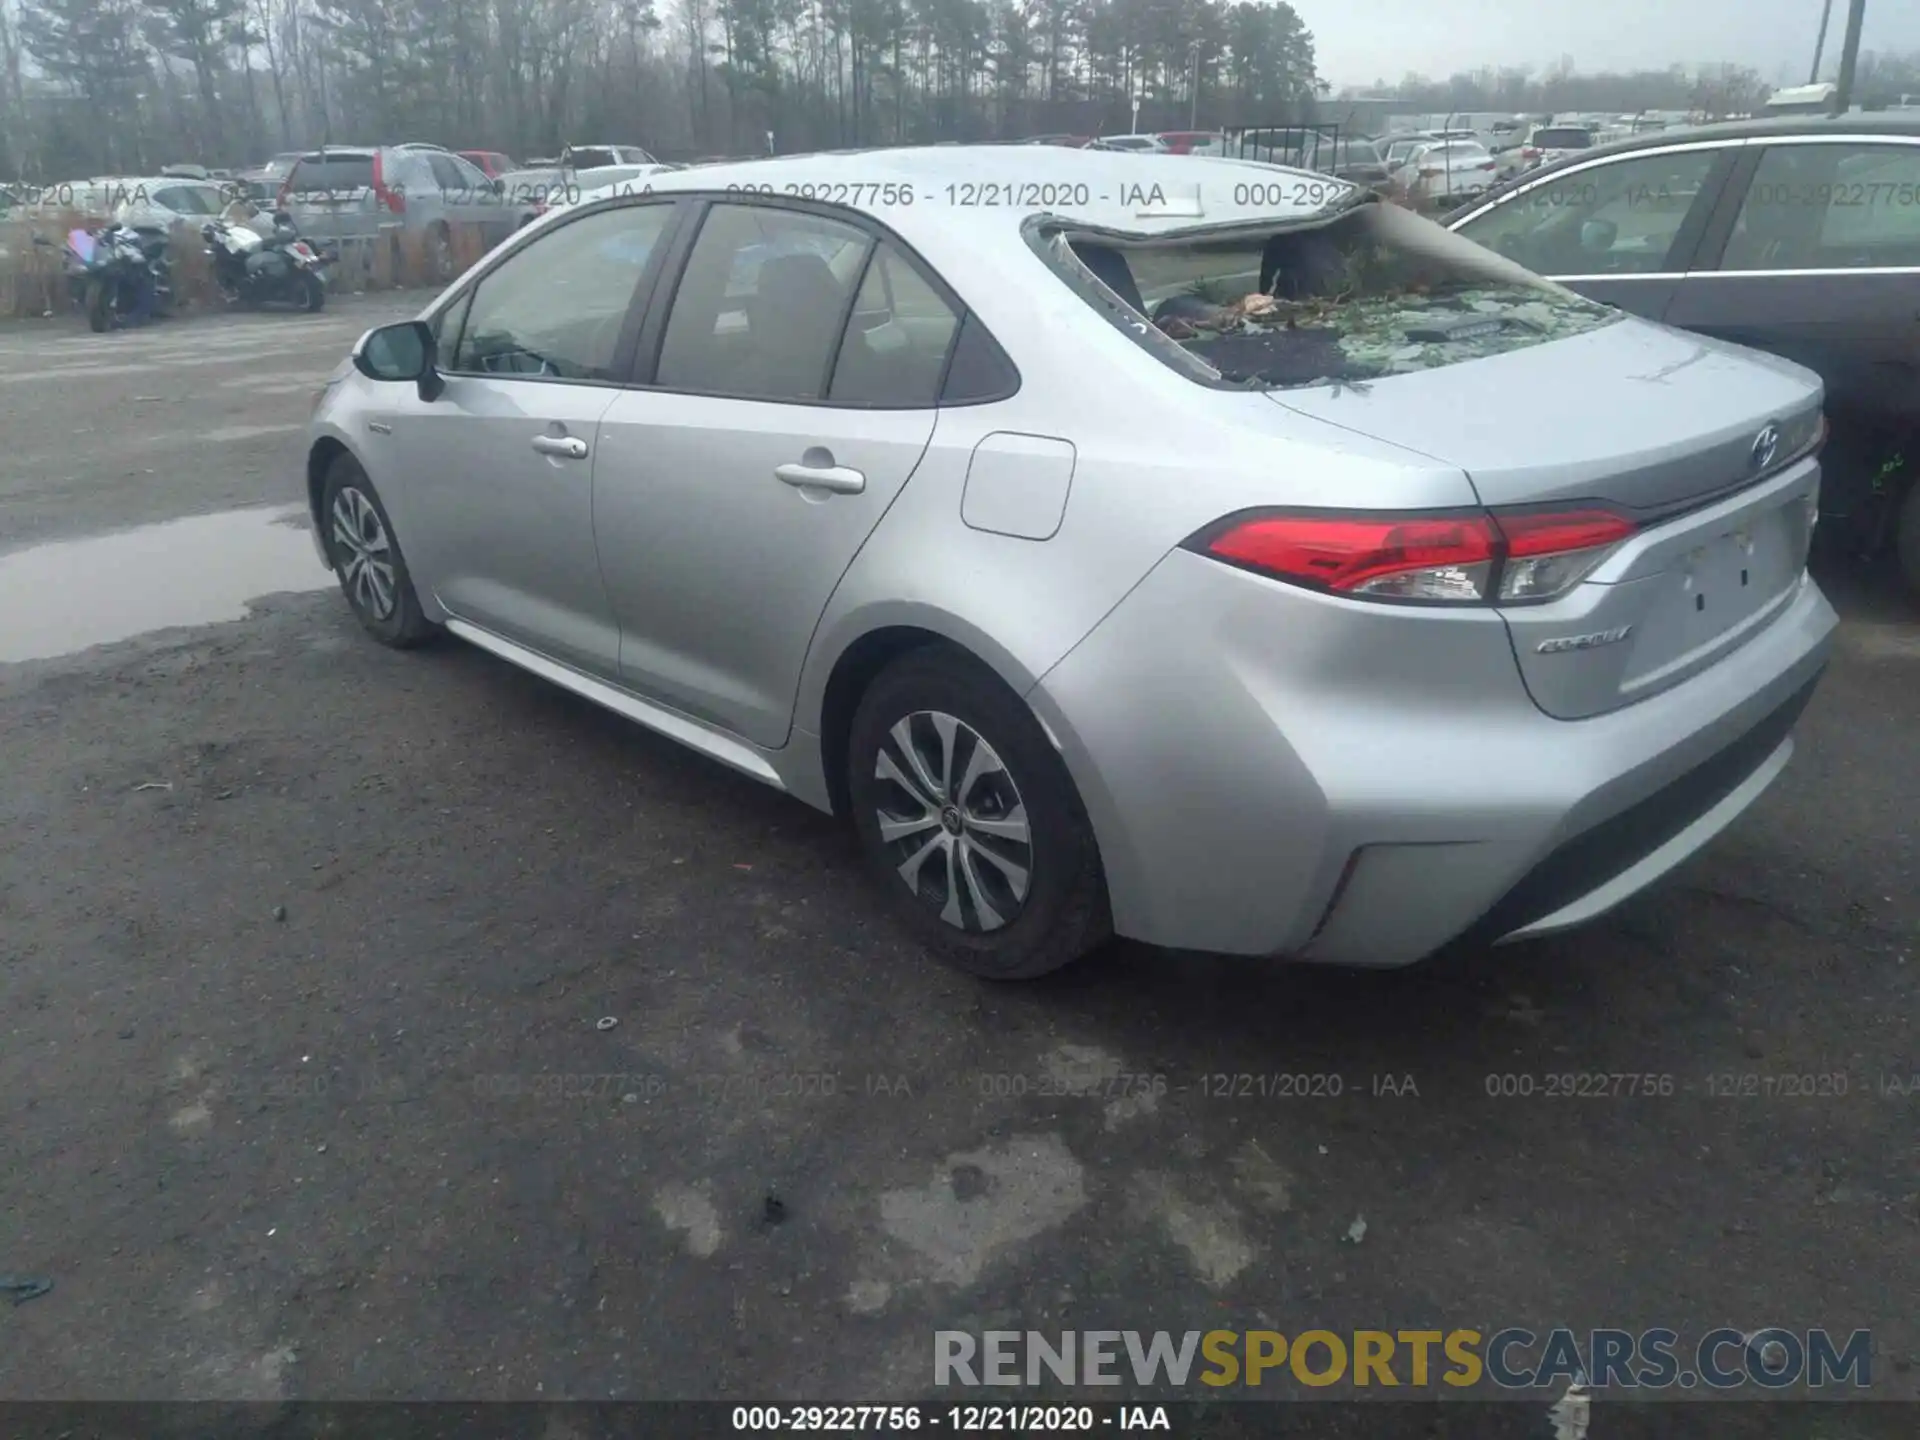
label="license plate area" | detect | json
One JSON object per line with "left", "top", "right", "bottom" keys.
{"left": 1670, "top": 510, "right": 1798, "bottom": 647}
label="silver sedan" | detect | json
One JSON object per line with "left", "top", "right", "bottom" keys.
{"left": 306, "top": 146, "right": 1836, "bottom": 979}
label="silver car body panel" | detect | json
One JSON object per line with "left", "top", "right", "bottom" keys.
{"left": 310, "top": 145, "right": 1837, "bottom": 966}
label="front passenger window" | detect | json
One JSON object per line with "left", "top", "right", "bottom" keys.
{"left": 447, "top": 203, "right": 672, "bottom": 380}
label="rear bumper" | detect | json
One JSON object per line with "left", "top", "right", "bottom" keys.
{"left": 1027, "top": 551, "right": 1837, "bottom": 967}
{"left": 1452, "top": 667, "right": 1818, "bottom": 949}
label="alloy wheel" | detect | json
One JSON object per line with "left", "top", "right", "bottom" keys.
{"left": 872, "top": 710, "right": 1032, "bottom": 932}
{"left": 330, "top": 486, "right": 397, "bottom": 620}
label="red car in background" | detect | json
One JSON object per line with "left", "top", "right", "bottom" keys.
{"left": 458, "top": 150, "right": 516, "bottom": 178}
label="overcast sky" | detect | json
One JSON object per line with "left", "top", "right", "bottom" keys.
{"left": 1308, "top": 0, "right": 1920, "bottom": 90}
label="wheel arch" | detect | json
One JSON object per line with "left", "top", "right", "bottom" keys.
{"left": 306, "top": 436, "right": 353, "bottom": 545}
{"left": 806, "top": 607, "right": 1045, "bottom": 821}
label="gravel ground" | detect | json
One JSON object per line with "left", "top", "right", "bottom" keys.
{"left": 0, "top": 302, "right": 1916, "bottom": 1428}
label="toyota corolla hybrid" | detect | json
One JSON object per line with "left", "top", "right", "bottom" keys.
{"left": 305, "top": 146, "right": 1835, "bottom": 980}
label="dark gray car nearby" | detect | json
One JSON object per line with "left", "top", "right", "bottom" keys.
{"left": 1446, "top": 115, "right": 1920, "bottom": 592}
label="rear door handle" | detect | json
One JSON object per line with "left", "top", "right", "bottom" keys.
{"left": 532, "top": 435, "right": 588, "bottom": 460}
{"left": 775, "top": 461, "right": 866, "bottom": 495}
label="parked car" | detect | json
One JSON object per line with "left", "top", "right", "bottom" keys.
{"left": 1236, "top": 127, "right": 1342, "bottom": 169}
{"left": 1507, "top": 124, "right": 1596, "bottom": 177}
{"left": 233, "top": 152, "right": 305, "bottom": 201}
{"left": 279, "top": 145, "right": 516, "bottom": 280}
{"left": 1094, "top": 134, "right": 1170, "bottom": 152}
{"left": 1155, "top": 131, "right": 1220, "bottom": 155}
{"left": 459, "top": 150, "right": 517, "bottom": 178}
{"left": 528, "top": 163, "right": 677, "bottom": 224}
{"left": 1017, "top": 135, "right": 1094, "bottom": 148}
{"left": 306, "top": 145, "right": 1835, "bottom": 980}
{"left": 25, "top": 175, "right": 234, "bottom": 228}
{"left": 559, "top": 144, "right": 659, "bottom": 169}
{"left": 1446, "top": 113, "right": 1920, "bottom": 588}
{"left": 1381, "top": 133, "right": 1442, "bottom": 170}
{"left": 1392, "top": 139, "right": 1497, "bottom": 207}
{"left": 498, "top": 165, "right": 569, "bottom": 228}
{"left": 1327, "top": 136, "right": 1393, "bottom": 191}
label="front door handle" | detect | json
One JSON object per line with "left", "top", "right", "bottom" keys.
{"left": 532, "top": 434, "right": 588, "bottom": 460}
{"left": 775, "top": 461, "right": 865, "bottom": 494}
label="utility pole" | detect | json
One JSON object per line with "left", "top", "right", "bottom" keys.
{"left": 1830, "top": 0, "right": 1868, "bottom": 113}
{"left": 1808, "top": 0, "right": 1835, "bottom": 82}
{"left": 1190, "top": 42, "right": 1200, "bottom": 130}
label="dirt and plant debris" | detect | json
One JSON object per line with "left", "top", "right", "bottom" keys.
{"left": 1155, "top": 281, "right": 1617, "bottom": 388}
{"left": 1147, "top": 228, "right": 1619, "bottom": 388}
{"left": 1061, "top": 203, "right": 1624, "bottom": 391}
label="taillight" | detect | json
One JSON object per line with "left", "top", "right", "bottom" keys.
{"left": 1491, "top": 508, "right": 1637, "bottom": 601}
{"left": 1187, "top": 506, "right": 1638, "bottom": 606}
{"left": 1197, "top": 513, "right": 1498, "bottom": 602}
{"left": 372, "top": 152, "right": 406, "bottom": 214}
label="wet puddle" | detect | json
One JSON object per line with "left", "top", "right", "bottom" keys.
{"left": 0, "top": 505, "right": 334, "bottom": 663}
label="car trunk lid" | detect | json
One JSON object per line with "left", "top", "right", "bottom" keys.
{"left": 1271, "top": 319, "right": 1825, "bottom": 718}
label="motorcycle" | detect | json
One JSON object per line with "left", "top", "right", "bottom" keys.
{"left": 202, "top": 208, "right": 335, "bottom": 312}
{"left": 29, "top": 229, "right": 93, "bottom": 314}
{"left": 69, "top": 213, "right": 175, "bottom": 333}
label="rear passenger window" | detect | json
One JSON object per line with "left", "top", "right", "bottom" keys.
{"left": 939, "top": 314, "right": 1020, "bottom": 403}
{"left": 1723, "top": 143, "right": 1920, "bottom": 270}
{"left": 655, "top": 204, "right": 870, "bottom": 401}
{"left": 828, "top": 244, "right": 961, "bottom": 406}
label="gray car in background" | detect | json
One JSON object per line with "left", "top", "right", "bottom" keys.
{"left": 281, "top": 145, "right": 517, "bottom": 279}
{"left": 1447, "top": 114, "right": 1920, "bottom": 590}
{"left": 305, "top": 147, "right": 1835, "bottom": 980}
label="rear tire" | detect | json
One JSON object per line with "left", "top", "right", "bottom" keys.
{"left": 85, "top": 278, "right": 114, "bottom": 332}
{"left": 319, "top": 455, "right": 438, "bottom": 648}
{"left": 847, "top": 646, "right": 1110, "bottom": 980}
{"left": 428, "top": 223, "right": 453, "bottom": 283}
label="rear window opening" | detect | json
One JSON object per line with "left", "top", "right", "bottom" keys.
{"left": 1037, "top": 199, "right": 1622, "bottom": 390}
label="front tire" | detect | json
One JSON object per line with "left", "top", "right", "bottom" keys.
{"left": 847, "top": 647, "right": 1109, "bottom": 980}
{"left": 319, "top": 456, "right": 438, "bottom": 648}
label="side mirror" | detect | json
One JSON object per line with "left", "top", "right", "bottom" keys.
{"left": 353, "top": 319, "right": 444, "bottom": 400}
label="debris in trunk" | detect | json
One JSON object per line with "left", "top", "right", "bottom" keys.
{"left": 1155, "top": 283, "right": 1612, "bottom": 389}
{"left": 1062, "top": 199, "right": 1622, "bottom": 392}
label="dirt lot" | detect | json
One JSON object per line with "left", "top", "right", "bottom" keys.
{"left": 0, "top": 303, "right": 1917, "bottom": 1428}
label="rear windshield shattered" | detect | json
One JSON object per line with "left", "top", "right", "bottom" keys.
{"left": 1045, "top": 200, "right": 1621, "bottom": 389}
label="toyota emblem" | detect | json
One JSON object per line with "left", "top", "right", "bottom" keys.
{"left": 1751, "top": 423, "right": 1782, "bottom": 473}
